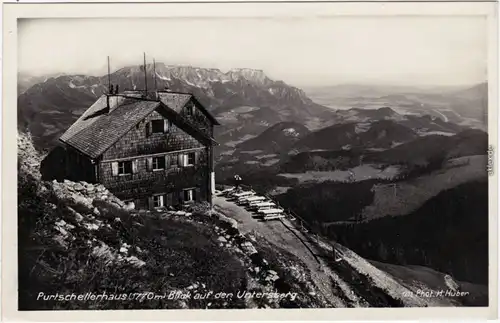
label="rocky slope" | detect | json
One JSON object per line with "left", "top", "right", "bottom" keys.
{"left": 16, "top": 132, "right": 351, "bottom": 310}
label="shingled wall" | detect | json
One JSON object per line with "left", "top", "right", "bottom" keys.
{"left": 98, "top": 109, "right": 210, "bottom": 208}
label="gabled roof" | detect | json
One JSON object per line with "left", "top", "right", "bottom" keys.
{"left": 59, "top": 93, "right": 217, "bottom": 159}
{"left": 60, "top": 98, "right": 162, "bottom": 158}
{"left": 157, "top": 91, "right": 220, "bottom": 125}
{"left": 60, "top": 95, "right": 129, "bottom": 142}
{"left": 157, "top": 92, "right": 191, "bottom": 112}
{"left": 155, "top": 104, "right": 218, "bottom": 147}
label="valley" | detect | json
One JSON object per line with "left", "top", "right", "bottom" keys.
{"left": 212, "top": 86, "right": 488, "bottom": 290}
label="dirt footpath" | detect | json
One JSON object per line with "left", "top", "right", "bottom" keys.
{"left": 213, "top": 196, "right": 361, "bottom": 307}
{"left": 213, "top": 195, "right": 453, "bottom": 308}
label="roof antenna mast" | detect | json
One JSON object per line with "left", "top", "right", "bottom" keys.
{"left": 153, "top": 57, "right": 158, "bottom": 99}
{"left": 107, "top": 56, "right": 112, "bottom": 94}
{"left": 143, "top": 52, "right": 148, "bottom": 97}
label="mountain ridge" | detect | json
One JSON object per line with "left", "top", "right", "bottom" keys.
{"left": 18, "top": 64, "right": 335, "bottom": 150}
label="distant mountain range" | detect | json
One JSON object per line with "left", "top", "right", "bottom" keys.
{"left": 304, "top": 82, "right": 488, "bottom": 128}
{"left": 236, "top": 121, "right": 310, "bottom": 154}
{"left": 277, "top": 127, "right": 488, "bottom": 174}
{"left": 293, "top": 119, "right": 418, "bottom": 152}
{"left": 18, "top": 72, "right": 67, "bottom": 95}
{"left": 369, "top": 128, "right": 488, "bottom": 166}
{"left": 225, "top": 107, "right": 468, "bottom": 158}
{"left": 17, "top": 64, "right": 487, "bottom": 157}
{"left": 17, "top": 64, "right": 335, "bottom": 150}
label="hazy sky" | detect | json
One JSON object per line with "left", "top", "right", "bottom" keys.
{"left": 18, "top": 17, "right": 487, "bottom": 87}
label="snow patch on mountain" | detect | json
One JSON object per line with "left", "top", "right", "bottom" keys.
{"left": 226, "top": 68, "right": 271, "bottom": 85}
{"left": 151, "top": 64, "right": 274, "bottom": 88}
{"left": 354, "top": 123, "right": 371, "bottom": 134}
{"left": 156, "top": 72, "right": 171, "bottom": 81}
{"left": 283, "top": 128, "right": 300, "bottom": 137}
{"left": 68, "top": 80, "right": 87, "bottom": 89}
{"left": 419, "top": 131, "right": 455, "bottom": 137}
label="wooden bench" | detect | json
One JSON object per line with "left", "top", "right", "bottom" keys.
{"left": 248, "top": 201, "right": 275, "bottom": 210}
{"left": 258, "top": 208, "right": 284, "bottom": 215}
{"left": 231, "top": 191, "right": 255, "bottom": 198}
{"left": 238, "top": 196, "right": 266, "bottom": 205}
{"left": 262, "top": 214, "right": 286, "bottom": 221}
{"left": 220, "top": 187, "right": 236, "bottom": 196}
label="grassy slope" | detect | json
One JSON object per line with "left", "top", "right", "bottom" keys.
{"left": 213, "top": 196, "right": 460, "bottom": 307}
{"left": 273, "top": 152, "right": 488, "bottom": 291}
{"left": 361, "top": 155, "right": 487, "bottom": 220}
{"left": 276, "top": 154, "right": 487, "bottom": 225}
{"left": 329, "top": 179, "right": 488, "bottom": 286}
{"left": 369, "top": 261, "right": 488, "bottom": 306}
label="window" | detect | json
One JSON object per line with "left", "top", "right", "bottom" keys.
{"left": 187, "top": 152, "right": 196, "bottom": 166}
{"left": 170, "top": 154, "right": 178, "bottom": 167}
{"left": 177, "top": 152, "right": 196, "bottom": 167}
{"left": 151, "top": 120, "right": 165, "bottom": 133}
{"left": 147, "top": 119, "right": 171, "bottom": 136}
{"left": 185, "top": 103, "right": 196, "bottom": 116}
{"left": 152, "top": 157, "right": 166, "bottom": 170}
{"left": 183, "top": 189, "right": 195, "bottom": 202}
{"left": 118, "top": 161, "right": 132, "bottom": 175}
{"left": 111, "top": 160, "right": 136, "bottom": 176}
{"left": 153, "top": 195, "right": 164, "bottom": 208}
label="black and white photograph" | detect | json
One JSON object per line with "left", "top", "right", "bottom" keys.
{"left": 4, "top": 1, "right": 498, "bottom": 319}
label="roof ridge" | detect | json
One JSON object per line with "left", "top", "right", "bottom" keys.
{"left": 59, "top": 92, "right": 218, "bottom": 159}
{"left": 59, "top": 95, "right": 107, "bottom": 143}
{"left": 156, "top": 101, "right": 218, "bottom": 146}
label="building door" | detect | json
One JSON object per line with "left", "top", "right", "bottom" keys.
{"left": 183, "top": 188, "right": 195, "bottom": 203}
{"left": 166, "top": 192, "right": 173, "bottom": 206}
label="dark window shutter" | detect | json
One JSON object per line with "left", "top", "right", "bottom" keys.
{"left": 131, "top": 159, "right": 138, "bottom": 173}
{"left": 171, "top": 154, "right": 178, "bottom": 167}
{"left": 163, "top": 119, "right": 170, "bottom": 133}
{"left": 146, "top": 158, "right": 153, "bottom": 171}
{"left": 165, "top": 155, "right": 170, "bottom": 168}
{"left": 195, "top": 188, "right": 201, "bottom": 201}
{"left": 145, "top": 122, "right": 151, "bottom": 137}
{"left": 147, "top": 196, "right": 154, "bottom": 209}
{"left": 111, "top": 162, "right": 119, "bottom": 176}
{"left": 166, "top": 193, "right": 173, "bottom": 206}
